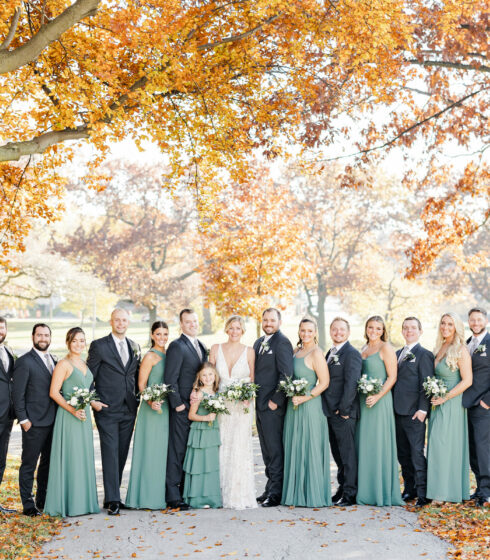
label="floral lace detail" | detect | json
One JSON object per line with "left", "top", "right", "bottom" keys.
{"left": 217, "top": 345, "right": 257, "bottom": 509}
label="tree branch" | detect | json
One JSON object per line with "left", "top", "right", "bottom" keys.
{"left": 407, "top": 58, "right": 490, "bottom": 73}
{"left": 0, "top": 0, "right": 100, "bottom": 74}
{"left": 0, "top": 7, "right": 21, "bottom": 51}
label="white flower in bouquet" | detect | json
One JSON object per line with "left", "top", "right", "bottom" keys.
{"left": 65, "top": 387, "right": 98, "bottom": 420}
{"left": 201, "top": 393, "right": 230, "bottom": 425}
{"left": 139, "top": 383, "right": 173, "bottom": 413}
{"left": 279, "top": 376, "right": 309, "bottom": 409}
{"left": 357, "top": 375, "right": 383, "bottom": 396}
{"left": 223, "top": 379, "right": 260, "bottom": 413}
{"left": 423, "top": 376, "right": 448, "bottom": 410}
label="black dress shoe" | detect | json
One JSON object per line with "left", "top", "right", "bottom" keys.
{"left": 36, "top": 502, "right": 44, "bottom": 512}
{"left": 335, "top": 497, "right": 355, "bottom": 507}
{"left": 256, "top": 493, "right": 268, "bottom": 504}
{"left": 261, "top": 496, "right": 280, "bottom": 507}
{"left": 107, "top": 502, "right": 120, "bottom": 515}
{"left": 476, "top": 497, "right": 489, "bottom": 507}
{"left": 23, "top": 507, "right": 41, "bottom": 517}
{"left": 331, "top": 488, "right": 343, "bottom": 503}
{"left": 402, "top": 491, "right": 417, "bottom": 501}
{"left": 470, "top": 492, "right": 480, "bottom": 500}
{"left": 167, "top": 501, "right": 190, "bottom": 511}
{"left": 119, "top": 501, "right": 131, "bottom": 510}
{"left": 415, "top": 497, "right": 432, "bottom": 508}
{"left": 0, "top": 504, "right": 17, "bottom": 514}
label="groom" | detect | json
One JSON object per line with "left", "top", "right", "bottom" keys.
{"left": 254, "top": 308, "right": 293, "bottom": 507}
{"left": 87, "top": 308, "right": 140, "bottom": 515}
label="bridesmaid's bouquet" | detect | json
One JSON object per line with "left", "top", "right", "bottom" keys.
{"left": 66, "top": 387, "right": 98, "bottom": 420}
{"left": 201, "top": 394, "right": 230, "bottom": 425}
{"left": 423, "top": 376, "right": 448, "bottom": 410}
{"left": 278, "top": 376, "right": 309, "bottom": 409}
{"left": 139, "top": 383, "right": 173, "bottom": 414}
{"left": 222, "top": 378, "right": 260, "bottom": 414}
{"left": 357, "top": 375, "right": 383, "bottom": 397}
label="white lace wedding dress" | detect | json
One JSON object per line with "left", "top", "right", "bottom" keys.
{"left": 216, "top": 344, "right": 257, "bottom": 509}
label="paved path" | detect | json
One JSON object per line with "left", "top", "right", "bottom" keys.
{"left": 8, "top": 427, "right": 448, "bottom": 560}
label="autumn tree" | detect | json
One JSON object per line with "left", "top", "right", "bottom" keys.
{"left": 199, "top": 165, "right": 301, "bottom": 335}
{"left": 54, "top": 160, "right": 197, "bottom": 323}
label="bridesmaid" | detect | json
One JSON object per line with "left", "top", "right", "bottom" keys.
{"left": 44, "top": 327, "right": 100, "bottom": 517}
{"left": 126, "top": 321, "right": 170, "bottom": 509}
{"left": 357, "top": 316, "right": 403, "bottom": 506}
{"left": 282, "top": 317, "right": 331, "bottom": 507}
{"left": 426, "top": 312, "right": 472, "bottom": 503}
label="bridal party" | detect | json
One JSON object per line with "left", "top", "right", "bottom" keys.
{"left": 0, "top": 305, "right": 488, "bottom": 518}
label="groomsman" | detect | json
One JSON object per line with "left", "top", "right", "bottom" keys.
{"left": 12, "top": 323, "right": 57, "bottom": 516}
{"left": 463, "top": 307, "right": 490, "bottom": 507}
{"left": 393, "top": 317, "right": 433, "bottom": 507}
{"left": 254, "top": 308, "right": 293, "bottom": 507}
{"left": 0, "top": 317, "right": 16, "bottom": 514}
{"left": 87, "top": 308, "right": 140, "bottom": 515}
{"left": 165, "top": 308, "right": 207, "bottom": 509}
{"left": 322, "top": 317, "right": 362, "bottom": 507}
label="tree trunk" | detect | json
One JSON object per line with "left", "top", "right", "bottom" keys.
{"left": 256, "top": 319, "right": 261, "bottom": 339}
{"left": 148, "top": 305, "right": 157, "bottom": 325}
{"left": 317, "top": 291, "right": 327, "bottom": 351}
{"left": 202, "top": 304, "right": 213, "bottom": 334}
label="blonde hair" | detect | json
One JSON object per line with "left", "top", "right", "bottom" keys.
{"left": 297, "top": 317, "right": 319, "bottom": 347}
{"left": 192, "top": 362, "right": 220, "bottom": 393}
{"left": 434, "top": 312, "right": 465, "bottom": 371}
{"left": 224, "top": 315, "right": 246, "bottom": 334}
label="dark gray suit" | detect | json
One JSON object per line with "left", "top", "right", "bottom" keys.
{"left": 463, "top": 331, "right": 490, "bottom": 499}
{"left": 87, "top": 334, "right": 140, "bottom": 504}
{"left": 323, "top": 341, "right": 362, "bottom": 501}
{"left": 394, "top": 343, "right": 433, "bottom": 498}
{"left": 253, "top": 331, "right": 293, "bottom": 500}
{"left": 0, "top": 346, "right": 15, "bottom": 488}
{"left": 164, "top": 334, "right": 206, "bottom": 503}
{"left": 12, "top": 349, "right": 57, "bottom": 509}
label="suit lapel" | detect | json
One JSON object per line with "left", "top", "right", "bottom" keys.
{"left": 106, "top": 335, "right": 126, "bottom": 371}
{"left": 181, "top": 334, "right": 201, "bottom": 361}
{"left": 336, "top": 341, "right": 350, "bottom": 359}
{"left": 30, "top": 348, "right": 52, "bottom": 377}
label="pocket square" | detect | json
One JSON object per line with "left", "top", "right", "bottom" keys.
{"left": 267, "top": 350, "right": 273, "bottom": 354}
{"left": 480, "top": 353, "right": 487, "bottom": 357}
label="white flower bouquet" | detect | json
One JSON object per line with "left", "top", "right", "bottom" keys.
{"left": 278, "top": 376, "right": 309, "bottom": 409}
{"left": 66, "top": 387, "right": 98, "bottom": 420}
{"left": 201, "top": 394, "right": 230, "bottom": 425}
{"left": 423, "top": 376, "right": 448, "bottom": 410}
{"left": 139, "top": 383, "right": 173, "bottom": 414}
{"left": 222, "top": 378, "right": 260, "bottom": 414}
{"left": 357, "top": 375, "right": 383, "bottom": 397}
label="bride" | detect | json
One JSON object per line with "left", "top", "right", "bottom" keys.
{"left": 209, "top": 316, "right": 257, "bottom": 509}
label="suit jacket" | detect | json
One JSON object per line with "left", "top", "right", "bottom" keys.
{"left": 253, "top": 331, "right": 294, "bottom": 415}
{"left": 322, "top": 341, "right": 362, "bottom": 419}
{"left": 0, "top": 346, "right": 15, "bottom": 423}
{"left": 165, "top": 334, "right": 207, "bottom": 409}
{"left": 12, "top": 349, "right": 57, "bottom": 426}
{"left": 87, "top": 334, "right": 140, "bottom": 415}
{"left": 463, "top": 331, "right": 490, "bottom": 409}
{"left": 393, "top": 342, "right": 433, "bottom": 416}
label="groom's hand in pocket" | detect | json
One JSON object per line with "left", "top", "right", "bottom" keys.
{"left": 268, "top": 400, "right": 278, "bottom": 411}
{"left": 176, "top": 404, "right": 186, "bottom": 412}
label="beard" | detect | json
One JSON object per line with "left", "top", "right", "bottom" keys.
{"left": 0, "top": 333, "right": 6, "bottom": 345}
{"left": 33, "top": 340, "right": 50, "bottom": 351}
{"left": 471, "top": 326, "right": 487, "bottom": 336}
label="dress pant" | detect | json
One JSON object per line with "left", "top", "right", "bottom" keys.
{"left": 95, "top": 407, "right": 136, "bottom": 504}
{"left": 467, "top": 405, "right": 490, "bottom": 498}
{"left": 0, "top": 420, "right": 13, "bottom": 486}
{"left": 395, "top": 414, "right": 427, "bottom": 498}
{"left": 327, "top": 415, "right": 357, "bottom": 500}
{"left": 19, "top": 424, "right": 53, "bottom": 509}
{"left": 256, "top": 407, "right": 284, "bottom": 500}
{"left": 166, "top": 407, "right": 191, "bottom": 503}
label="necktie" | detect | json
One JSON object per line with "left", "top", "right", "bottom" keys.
{"left": 327, "top": 347, "right": 337, "bottom": 364}
{"left": 193, "top": 339, "right": 202, "bottom": 361}
{"left": 398, "top": 346, "right": 409, "bottom": 364}
{"left": 119, "top": 340, "right": 129, "bottom": 366}
{"left": 0, "top": 347, "right": 8, "bottom": 372}
{"left": 468, "top": 338, "right": 478, "bottom": 355}
{"left": 44, "top": 353, "right": 54, "bottom": 374}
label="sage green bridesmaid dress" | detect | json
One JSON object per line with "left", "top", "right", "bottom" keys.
{"left": 282, "top": 355, "right": 331, "bottom": 507}
{"left": 126, "top": 349, "right": 169, "bottom": 509}
{"left": 183, "top": 392, "right": 222, "bottom": 508}
{"left": 426, "top": 358, "right": 469, "bottom": 502}
{"left": 44, "top": 364, "right": 99, "bottom": 517}
{"left": 356, "top": 352, "right": 403, "bottom": 506}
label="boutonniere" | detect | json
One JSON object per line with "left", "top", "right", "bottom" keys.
{"left": 331, "top": 355, "right": 341, "bottom": 365}
{"left": 6, "top": 346, "right": 18, "bottom": 362}
{"left": 260, "top": 340, "right": 271, "bottom": 354}
{"left": 130, "top": 342, "right": 141, "bottom": 361}
{"left": 403, "top": 351, "right": 416, "bottom": 362}
{"left": 475, "top": 344, "right": 487, "bottom": 355}
{"left": 205, "top": 348, "right": 210, "bottom": 360}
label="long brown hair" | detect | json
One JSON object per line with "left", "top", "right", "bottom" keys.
{"left": 192, "top": 362, "right": 220, "bottom": 393}
{"left": 364, "top": 315, "right": 387, "bottom": 343}
{"left": 296, "top": 317, "right": 319, "bottom": 348}
{"left": 66, "top": 327, "right": 85, "bottom": 348}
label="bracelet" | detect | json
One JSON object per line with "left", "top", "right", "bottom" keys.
{"left": 310, "top": 393, "right": 317, "bottom": 399}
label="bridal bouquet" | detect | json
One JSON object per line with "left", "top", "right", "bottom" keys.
{"left": 423, "top": 376, "right": 448, "bottom": 410}
{"left": 357, "top": 375, "right": 383, "bottom": 397}
{"left": 201, "top": 394, "right": 230, "bottom": 425}
{"left": 222, "top": 378, "right": 260, "bottom": 414}
{"left": 66, "top": 387, "right": 98, "bottom": 420}
{"left": 278, "top": 376, "right": 309, "bottom": 409}
{"left": 139, "top": 383, "right": 173, "bottom": 414}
